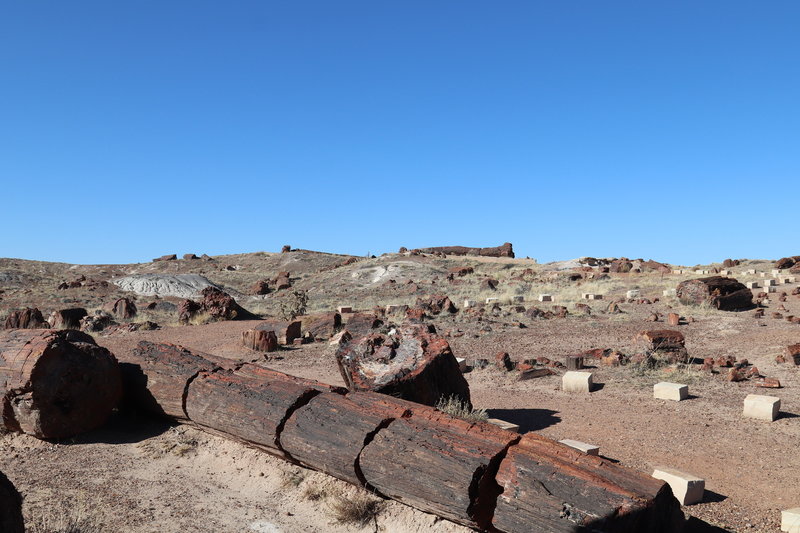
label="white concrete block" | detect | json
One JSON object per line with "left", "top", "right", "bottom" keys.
{"left": 562, "top": 371, "right": 593, "bottom": 393}
{"left": 743, "top": 394, "right": 781, "bottom": 421}
{"left": 746, "top": 281, "right": 760, "bottom": 289}
{"left": 719, "top": 269, "right": 731, "bottom": 276}
{"left": 486, "top": 418, "right": 520, "bottom": 433}
{"left": 654, "top": 382, "right": 689, "bottom": 401}
{"left": 538, "top": 294, "right": 552, "bottom": 302}
{"left": 626, "top": 290, "right": 640, "bottom": 299}
{"left": 772, "top": 269, "right": 782, "bottom": 276}
{"left": 765, "top": 279, "right": 777, "bottom": 286}
{"left": 582, "top": 294, "right": 603, "bottom": 300}
{"left": 463, "top": 299, "right": 476, "bottom": 308}
{"left": 652, "top": 467, "right": 705, "bottom": 505}
{"left": 672, "top": 269, "right": 684, "bottom": 274}
{"left": 746, "top": 269, "right": 757, "bottom": 275}
{"left": 559, "top": 439, "right": 599, "bottom": 455}
{"left": 695, "top": 269, "right": 709, "bottom": 275}
{"left": 337, "top": 306, "right": 353, "bottom": 314}
{"left": 456, "top": 357, "right": 467, "bottom": 373}
{"left": 759, "top": 272, "right": 767, "bottom": 278}
{"left": 766, "top": 286, "right": 777, "bottom": 293}
{"left": 663, "top": 289, "right": 677, "bottom": 297}
{"left": 782, "top": 276, "right": 797, "bottom": 284}
{"left": 485, "top": 297, "right": 499, "bottom": 304}
{"left": 781, "top": 508, "right": 800, "bottom": 533}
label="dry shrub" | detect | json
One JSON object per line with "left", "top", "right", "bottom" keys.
{"left": 26, "top": 503, "right": 102, "bottom": 533}
{"left": 435, "top": 395, "right": 488, "bottom": 422}
{"left": 327, "top": 491, "right": 382, "bottom": 527}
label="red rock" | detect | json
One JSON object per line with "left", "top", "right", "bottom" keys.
{"left": 481, "top": 278, "right": 499, "bottom": 291}
{"left": 667, "top": 313, "right": 680, "bottom": 326}
{"left": 153, "top": 254, "right": 177, "bottom": 262}
{"left": 722, "top": 258, "right": 740, "bottom": 268}
{"left": 553, "top": 305, "right": 568, "bottom": 318}
{"left": 179, "top": 287, "right": 256, "bottom": 324}
{"left": 776, "top": 354, "right": 787, "bottom": 364}
{"left": 757, "top": 378, "right": 781, "bottom": 388}
{"left": 754, "top": 309, "right": 765, "bottom": 318}
{"left": 3, "top": 308, "right": 49, "bottom": 329}
{"left": 727, "top": 368, "right": 745, "bottom": 382}
{"left": 518, "top": 367, "right": 553, "bottom": 380}
{"left": 786, "top": 344, "right": 800, "bottom": 365}
{"left": 104, "top": 297, "right": 137, "bottom": 319}
{"left": 272, "top": 272, "right": 291, "bottom": 291}
{"left": 416, "top": 295, "right": 457, "bottom": 314}
{"left": 242, "top": 329, "right": 278, "bottom": 352}
{"left": 772, "top": 312, "right": 784, "bottom": 319}
{"left": 447, "top": 266, "right": 474, "bottom": 277}
{"left": 495, "top": 352, "right": 514, "bottom": 371}
{"left": 676, "top": 276, "right": 753, "bottom": 311}
{"left": 406, "top": 308, "right": 426, "bottom": 322}
{"left": 410, "top": 242, "right": 514, "bottom": 258}
{"left": 647, "top": 312, "right": 660, "bottom": 322}
{"left": 609, "top": 259, "right": 633, "bottom": 273}
{"left": 775, "top": 257, "right": 796, "bottom": 269}
{"left": 281, "top": 245, "right": 291, "bottom": 253}
{"left": 250, "top": 280, "right": 271, "bottom": 295}
{"left": 716, "top": 355, "right": 736, "bottom": 367}
{"left": 49, "top": 308, "right": 88, "bottom": 329}
{"left": 183, "top": 253, "right": 198, "bottom": 260}
{"left": 254, "top": 320, "right": 302, "bottom": 345}
{"left": 305, "top": 312, "right": 342, "bottom": 341}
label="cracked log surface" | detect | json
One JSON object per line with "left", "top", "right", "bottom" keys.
{"left": 117, "top": 342, "right": 683, "bottom": 533}
{"left": 0, "top": 329, "right": 121, "bottom": 440}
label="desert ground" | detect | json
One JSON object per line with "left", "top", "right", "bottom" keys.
{"left": 1, "top": 247, "right": 799, "bottom": 532}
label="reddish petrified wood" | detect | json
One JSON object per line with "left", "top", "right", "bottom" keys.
{"left": 185, "top": 364, "right": 339, "bottom": 458}
{"left": 280, "top": 391, "right": 414, "bottom": 485}
{"left": 786, "top": 344, "right": 800, "bottom": 365}
{"left": 637, "top": 330, "right": 685, "bottom": 351}
{"left": 676, "top": 276, "right": 753, "bottom": 311}
{"left": 254, "top": 320, "right": 301, "bottom": 345}
{"left": 0, "top": 329, "right": 121, "bottom": 439}
{"left": 0, "top": 470, "right": 24, "bottom": 533}
{"left": 493, "top": 433, "right": 684, "bottom": 533}
{"left": 411, "top": 243, "right": 515, "bottom": 258}
{"left": 120, "top": 341, "right": 222, "bottom": 420}
{"left": 358, "top": 407, "right": 519, "bottom": 529}
{"left": 336, "top": 326, "right": 471, "bottom": 407}
{"left": 242, "top": 329, "right": 278, "bottom": 352}
{"left": 3, "top": 308, "right": 49, "bottom": 329}
{"left": 305, "top": 312, "right": 341, "bottom": 341}
{"left": 48, "top": 308, "right": 88, "bottom": 329}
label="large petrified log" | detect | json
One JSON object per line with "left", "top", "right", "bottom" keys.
{"left": 411, "top": 242, "right": 515, "bottom": 258}
{"left": 118, "top": 344, "right": 683, "bottom": 533}
{"left": 494, "top": 433, "right": 684, "bottom": 532}
{"left": 48, "top": 307, "right": 88, "bottom": 329}
{"left": 335, "top": 325, "right": 471, "bottom": 407}
{"left": 252, "top": 319, "right": 301, "bottom": 345}
{"left": 0, "top": 470, "right": 24, "bottom": 533}
{"left": 676, "top": 276, "right": 753, "bottom": 311}
{"left": 0, "top": 329, "right": 121, "bottom": 439}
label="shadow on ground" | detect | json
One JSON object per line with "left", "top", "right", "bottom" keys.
{"left": 486, "top": 408, "right": 561, "bottom": 432}
{"left": 64, "top": 411, "right": 174, "bottom": 446}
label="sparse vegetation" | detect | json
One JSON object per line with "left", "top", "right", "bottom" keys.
{"left": 26, "top": 501, "right": 103, "bottom": 533}
{"left": 435, "top": 395, "right": 488, "bottom": 422}
{"left": 326, "top": 490, "right": 383, "bottom": 528}
{"left": 279, "top": 289, "right": 308, "bottom": 320}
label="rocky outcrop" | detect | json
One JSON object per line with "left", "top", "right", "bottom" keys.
{"left": 3, "top": 308, "right": 49, "bottom": 329}
{"left": 48, "top": 308, "right": 88, "bottom": 329}
{"left": 114, "top": 273, "right": 220, "bottom": 298}
{"left": 676, "top": 276, "right": 753, "bottom": 311}
{"left": 178, "top": 287, "right": 257, "bottom": 324}
{"left": 411, "top": 243, "right": 515, "bottom": 258}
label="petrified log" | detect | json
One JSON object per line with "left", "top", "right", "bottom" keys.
{"left": 103, "top": 297, "right": 137, "bottom": 319}
{"left": 119, "top": 341, "right": 222, "bottom": 420}
{"left": 305, "top": 312, "right": 341, "bottom": 341}
{"left": 0, "top": 470, "right": 24, "bottom": 533}
{"left": 676, "top": 276, "right": 753, "bottom": 311}
{"left": 179, "top": 287, "right": 258, "bottom": 323}
{"left": 242, "top": 329, "right": 278, "bottom": 352}
{"left": 0, "top": 329, "right": 121, "bottom": 439}
{"left": 358, "top": 407, "right": 519, "bottom": 529}
{"left": 336, "top": 326, "right": 471, "bottom": 407}
{"left": 185, "top": 364, "right": 340, "bottom": 458}
{"left": 48, "top": 308, "right": 88, "bottom": 329}
{"left": 342, "top": 313, "right": 383, "bottom": 337}
{"left": 281, "top": 391, "right": 413, "bottom": 485}
{"left": 494, "top": 433, "right": 684, "bottom": 532}
{"left": 3, "top": 308, "right": 49, "bottom": 329}
{"left": 254, "top": 319, "right": 301, "bottom": 345}
{"left": 411, "top": 242, "right": 515, "bottom": 258}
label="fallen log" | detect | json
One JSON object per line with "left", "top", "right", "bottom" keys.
{"left": 119, "top": 344, "right": 683, "bottom": 533}
{"left": 494, "top": 433, "right": 684, "bottom": 532}
{"left": 335, "top": 325, "right": 471, "bottom": 407}
{"left": 0, "top": 470, "right": 24, "bottom": 533}
{"left": 0, "top": 329, "right": 121, "bottom": 439}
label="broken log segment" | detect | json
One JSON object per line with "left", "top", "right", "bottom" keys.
{"left": 494, "top": 433, "right": 684, "bottom": 532}
{"left": 358, "top": 407, "right": 520, "bottom": 530}
{"left": 185, "top": 363, "right": 342, "bottom": 458}
{"left": 0, "top": 329, "right": 121, "bottom": 440}
{"left": 676, "top": 276, "right": 753, "bottom": 311}
{"left": 0, "top": 470, "right": 24, "bottom": 533}
{"left": 281, "top": 391, "right": 414, "bottom": 486}
{"left": 335, "top": 325, "right": 471, "bottom": 407}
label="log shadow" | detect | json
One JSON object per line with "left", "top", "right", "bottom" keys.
{"left": 64, "top": 410, "right": 174, "bottom": 445}
{"left": 684, "top": 516, "right": 732, "bottom": 532}
{"left": 486, "top": 408, "right": 561, "bottom": 433}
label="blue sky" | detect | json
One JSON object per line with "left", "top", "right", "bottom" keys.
{"left": 1, "top": 2, "right": 798, "bottom": 265}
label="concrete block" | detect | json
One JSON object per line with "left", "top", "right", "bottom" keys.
{"left": 746, "top": 281, "right": 760, "bottom": 289}
{"left": 559, "top": 439, "right": 599, "bottom": 455}
{"left": 746, "top": 269, "right": 757, "bottom": 275}
{"left": 663, "top": 288, "right": 677, "bottom": 297}
{"left": 695, "top": 269, "right": 709, "bottom": 275}
{"left": 760, "top": 272, "right": 767, "bottom": 278}
{"left": 337, "top": 306, "right": 353, "bottom": 314}
{"left": 653, "top": 382, "right": 688, "bottom": 401}
{"left": 766, "top": 286, "right": 777, "bottom": 293}
{"left": 582, "top": 294, "right": 602, "bottom": 300}
{"left": 781, "top": 508, "right": 800, "bottom": 532}
{"left": 743, "top": 394, "right": 781, "bottom": 421}
{"left": 719, "top": 269, "right": 731, "bottom": 276}
{"left": 672, "top": 269, "right": 684, "bottom": 274}
{"left": 765, "top": 279, "right": 777, "bottom": 286}
{"left": 486, "top": 418, "right": 520, "bottom": 433}
{"left": 626, "top": 290, "right": 640, "bottom": 299}
{"left": 485, "top": 297, "right": 499, "bottom": 304}
{"left": 456, "top": 357, "right": 467, "bottom": 373}
{"left": 562, "top": 371, "right": 593, "bottom": 393}
{"left": 782, "top": 276, "right": 797, "bottom": 284}
{"left": 651, "top": 467, "right": 705, "bottom": 505}
{"left": 772, "top": 269, "right": 782, "bottom": 276}
{"left": 463, "top": 299, "right": 476, "bottom": 308}
{"left": 538, "top": 294, "right": 553, "bottom": 302}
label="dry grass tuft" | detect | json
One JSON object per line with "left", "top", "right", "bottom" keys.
{"left": 302, "top": 484, "right": 329, "bottom": 502}
{"left": 26, "top": 503, "right": 103, "bottom": 533}
{"left": 327, "top": 491, "right": 383, "bottom": 528}
{"left": 435, "top": 395, "right": 488, "bottom": 422}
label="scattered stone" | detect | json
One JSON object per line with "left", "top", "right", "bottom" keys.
{"left": 786, "top": 344, "right": 800, "bottom": 365}
{"left": 179, "top": 287, "right": 257, "bottom": 324}
{"left": 3, "top": 308, "right": 49, "bottom": 329}
{"left": 183, "top": 253, "right": 198, "bottom": 260}
{"left": 565, "top": 355, "right": 584, "bottom": 370}
{"left": 416, "top": 294, "right": 457, "bottom": 315}
{"left": 410, "top": 242, "right": 514, "bottom": 258}
{"left": 80, "top": 310, "right": 116, "bottom": 332}
{"left": 495, "top": 352, "right": 514, "bottom": 371}
{"left": 667, "top": 313, "right": 681, "bottom": 326}
{"left": 756, "top": 378, "right": 781, "bottom": 388}
{"left": 250, "top": 280, "right": 271, "bottom": 295}
{"left": 253, "top": 320, "right": 302, "bottom": 345}
{"left": 305, "top": 312, "right": 342, "bottom": 341}
{"left": 281, "top": 245, "right": 291, "bottom": 253}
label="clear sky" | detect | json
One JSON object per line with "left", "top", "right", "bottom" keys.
{"left": 1, "top": 2, "right": 798, "bottom": 265}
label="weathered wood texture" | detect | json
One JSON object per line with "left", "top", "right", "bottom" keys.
{"left": 3, "top": 308, "right": 49, "bottom": 329}
{"left": 254, "top": 320, "right": 301, "bottom": 345}
{"left": 281, "top": 391, "right": 414, "bottom": 485}
{"left": 0, "top": 470, "right": 24, "bottom": 533}
{"left": 241, "top": 329, "right": 278, "bottom": 352}
{"left": 185, "top": 364, "right": 339, "bottom": 458}
{"left": 0, "top": 329, "right": 121, "bottom": 439}
{"left": 359, "top": 407, "right": 520, "bottom": 529}
{"left": 336, "top": 326, "right": 471, "bottom": 407}
{"left": 676, "top": 276, "right": 753, "bottom": 311}
{"left": 494, "top": 433, "right": 684, "bottom": 533}
{"left": 120, "top": 341, "right": 222, "bottom": 420}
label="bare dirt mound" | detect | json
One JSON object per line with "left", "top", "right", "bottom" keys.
{"left": 113, "top": 274, "right": 220, "bottom": 298}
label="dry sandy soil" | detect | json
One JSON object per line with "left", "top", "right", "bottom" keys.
{"left": 1, "top": 250, "right": 799, "bottom": 532}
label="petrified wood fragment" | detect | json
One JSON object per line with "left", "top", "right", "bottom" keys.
{"left": 0, "top": 329, "right": 121, "bottom": 439}
{"left": 676, "top": 276, "right": 753, "bottom": 311}
{"left": 336, "top": 326, "right": 471, "bottom": 407}
{"left": 494, "top": 433, "right": 684, "bottom": 532}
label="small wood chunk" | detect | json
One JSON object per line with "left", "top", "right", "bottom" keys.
{"left": 565, "top": 355, "right": 584, "bottom": 371}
